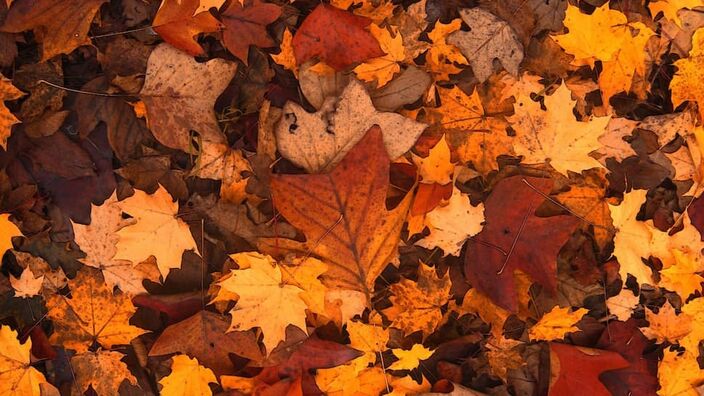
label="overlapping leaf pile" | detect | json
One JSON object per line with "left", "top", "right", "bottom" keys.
{"left": 0, "top": 0, "right": 704, "bottom": 394}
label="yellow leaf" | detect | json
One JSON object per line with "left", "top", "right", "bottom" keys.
{"left": 385, "top": 263, "right": 451, "bottom": 338}
{"left": 388, "top": 375, "right": 431, "bottom": 396}
{"left": 216, "top": 252, "right": 310, "bottom": 353}
{"left": 71, "top": 351, "right": 138, "bottom": 395}
{"left": 598, "top": 22, "right": 655, "bottom": 102}
{"left": 425, "top": 19, "right": 468, "bottom": 81}
{"left": 0, "top": 325, "right": 47, "bottom": 396}
{"left": 657, "top": 349, "right": 704, "bottom": 396}
{"left": 609, "top": 189, "right": 655, "bottom": 285}
{"left": 115, "top": 185, "right": 199, "bottom": 278}
{"left": 9, "top": 268, "right": 43, "bottom": 298}
{"left": 389, "top": 344, "right": 434, "bottom": 370}
{"left": 159, "top": 355, "right": 217, "bottom": 396}
{"left": 660, "top": 249, "right": 704, "bottom": 299}
{"left": 510, "top": 83, "right": 610, "bottom": 175}
{"left": 0, "top": 75, "right": 23, "bottom": 149}
{"left": 650, "top": 0, "right": 704, "bottom": 27}
{"left": 316, "top": 356, "right": 388, "bottom": 396}
{"left": 641, "top": 301, "right": 693, "bottom": 344}
{"left": 0, "top": 213, "right": 21, "bottom": 256}
{"left": 354, "top": 24, "right": 405, "bottom": 87}
{"left": 46, "top": 269, "right": 146, "bottom": 353}
{"left": 671, "top": 28, "right": 704, "bottom": 121}
{"left": 528, "top": 306, "right": 587, "bottom": 341}
{"left": 272, "top": 28, "right": 297, "bottom": 76}
{"left": 412, "top": 135, "right": 454, "bottom": 185}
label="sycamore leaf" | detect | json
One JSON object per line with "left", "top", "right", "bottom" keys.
{"left": 9, "top": 268, "right": 43, "bottom": 298}
{"left": 528, "top": 306, "right": 587, "bottom": 341}
{"left": 275, "top": 79, "right": 427, "bottom": 173}
{"left": 0, "top": 214, "right": 20, "bottom": 255}
{"left": 510, "top": 83, "right": 611, "bottom": 175}
{"left": 140, "top": 43, "right": 237, "bottom": 152}
{"left": 606, "top": 288, "right": 639, "bottom": 321}
{"left": 160, "top": 355, "right": 217, "bottom": 396}
{"left": 0, "top": 75, "right": 23, "bottom": 148}
{"left": 74, "top": 193, "right": 161, "bottom": 294}
{"left": 671, "top": 28, "right": 704, "bottom": 121}
{"left": 447, "top": 8, "right": 524, "bottom": 82}
{"left": 640, "top": 301, "right": 692, "bottom": 344}
{"left": 45, "top": 269, "right": 146, "bottom": 353}
{"left": 115, "top": 186, "right": 199, "bottom": 278}
{"left": 0, "top": 325, "right": 47, "bottom": 396}
{"left": 215, "top": 252, "right": 311, "bottom": 353}
{"left": 292, "top": 4, "right": 384, "bottom": 71}
{"left": 153, "top": 0, "right": 223, "bottom": 56}
{"left": 385, "top": 263, "right": 451, "bottom": 338}
{"left": 0, "top": 0, "right": 107, "bottom": 60}
{"left": 221, "top": 0, "right": 282, "bottom": 64}
{"left": 71, "top": 351, "right": 138, "bottom": 396}
{"left": 389, "top": 344, "right": 433, "bottom": 370}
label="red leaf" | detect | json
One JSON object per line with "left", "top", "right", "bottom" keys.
{"left": 549, "top": 343, "right": 630, "bottom": 396}
{"left": 292, "top": 4, "right": 384, "bottom": 71}
{"left": 411, "top": 182, "right": 453, "bottom": 216}
{"left": 464, "top": 176, "right": 579, "bottom": 311}
{"left": 221, "top": 0, "right": 282, "bottom": 64}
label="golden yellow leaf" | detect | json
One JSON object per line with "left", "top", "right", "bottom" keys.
{"left": 0, "top": 214, "right": 21, "bottom": 256}
{"left": 347, "top": 320, "right": 389, "bottom": 364}
{"left": 412, "top": 135, "right": 454, "bottom": 185}
{"left": 385, "top": 263, "right": 451, "bottom": 337}
{"left": 528, "top": 306, "right": 587, "bottom": 341}
{"left": 650, "top": 0, "right": 704, "bottom": 27}
{"left": 425, "top": 19, "right": 468, "bottom": 81}
{"left": 159, "top": 355, "right": 217, "bottom": 396}
{"left": 9, "top": 268, "right": 43, "bottom": 298}
{"left": 0, "top": 325, "right": 47, "bottom": 396}
{"left": 316, "top": 356, "right": 388, "bottom": 396}
{"left": 0, "top": 75, "right": 23, "bottom": 149}
{"left": 641, "top": 301, "right": 692, "bottom": 344}
{"left": 388, "top": 0, "right": 429, "bottom": 62}
{"left": 609, "top": 189, "right": 655, "bottom": 285}
{"left": 71, "top": 351, "right": 138, "bottom": 395}
{"left": 657, "top": 349, "right": 704, "bottom": 396}
{"left": 354, "top": 24, "right": 405, "bottom": 87}
{"left": 115, "top": 186, "right": 199, "bottom": 278}
{"left": 272, "top": 28, "right": 297, "bottom": 75}
{"left": 660, "top": 249, "right": 704, "bottom": 299}
{"left": 510, "top": 83, "right": 610, "bottom": 175}
{"left": 215, "top": 252, "right": 310, "bottom": 353}
{"left": 350, "top": 0, "right": 395, "bottom": 25}
{"left": 671, "top": 28, "right": 704, "bottom": 121}
{"left": 46, "top": 269, "right": 146, "bottom": 353}
{"left": 389, "top": 344, "right": 433, "bottom": 370}
{"left": 388, "top": 375, "right": 431, "bottom": 396}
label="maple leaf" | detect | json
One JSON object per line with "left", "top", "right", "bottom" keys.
{"left": 510, "top": 83, "right": 611, "bottom": 175}
{"left": 45, "top": 269, "right": 146, "bottom": 353}
{"left": 221, "top": 0, "right": 282, "bottom": 64}
{"left": 528, "top": 306, "right": 587, "bottom": 341}
{"left": 71, "top": 351, "right": 138, "bottom": 395}
{"left": 606, "top": 288, "right": 639, "bottom": 321}
{"left": 0, "top": 213, "right": 20, "bottom": 255}
{"left": 387, "top": 0, "right": 428, "bottom": 63}
{"left": 447, "top": 8, "right": 524, "bottom": 82}
{"left": 140, "top": 43, "right": 237, "bottom": 152}
{"left": 215, "top": 252, "right": 312, "bottom": 353}
{"left": 548, "top": 343, "right": 630, "bottom": 396}
{"left": 425, "top": 19, "right": 468, "bottom": 81}
{"left": 389, "top": 344, "right": 434, "bottom": 370}
{"left": 159, "top": 355, "right": 217, "bottom": 396}
{"left": 671, "top": 28, "right": 704, "bottom": 121}
{"left": 0, "top": 325, "right": 47, "bottom": 396}
{"left": 353, "top": 24, "right": 405, "bottom": 87}
{"left": 465, "top": 176, "right": 579, "bottom": 311}
{"left": 272, "top": 28, "right": 297, "bottom": 75}
{"left": 0, "top": 0, "right": 107, "bottom": 60}
{"left": 292, "top": 4, "right": 384, "bottom": 71}
{"left": 609, "top": 189, "right": 655, "bottom": 285}
{"left": 153, "top": 0, "right": 223, "bottom": 56}
{"left": 73, "top": 193, "right": 161, "bottom": 294}
{"left": 0, "top": 75, "right": 23, "bottom": 148}
{"left": 315, "top": 356, "right": 388, "bottom": 396}
{"left": 115, "top": 186, "right": 199, "bottom": 278}
{"left": 659, "top": 249, "right": 704, "bottom": 299}
{"left": 149, "top": 311, "right": 263, "bottom": 376}
{"left": 650, "top": 0, "right": 704, "bottom": 27}
{"left": 276, "top": 79, "right": 427, "bottom": 173}
{"left": 191, "top": 143, "right": 252, "bottom": 204}
{"left": 262, "top": 126, "right": 410, "bottom": 305}
{"left": 657, "top": 349, "right": 704, "bottom": 396}
{"left": 9, "top": 268, "right": 43, "bottom": 298}
{"left": 640, "top": 301, "right": 692, "bottom": 344}
{"left": 12, "top": 251, "right": 67, "bottom": 294}
{"left": 412, "top": 135, "right": 454, "bottom": 185}
{"left": 385, "top": 263, "right": 451, "bottom": 338}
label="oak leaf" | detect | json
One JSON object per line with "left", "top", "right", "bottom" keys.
{"left": 447, "top": 8, "right": 524, "bottom": 82}
{"left": 45, "top": 269, "right": 146, "bottom": 353}
{"left": 464, "top": 176, "right": 579, "bottom": 311}
{"left": 292, "top": 4, "right": 384, "bottom": 71}
{"left": 389, "top": 344, "right": 433, "bottom": 370}
{"left": 276, "top": 79, "right": 427, "bottom": 173}
{"left": 1, "top": 0, "right": 107, "bottom": 60}
{"left": 528, "top": 306, "right": 587, "bottom": 341}
{"left": 548, "top": 343, "right": 630, "bottom": 396}
{"left": 0, "top": 75, "right": 23, "bottom": 148}
{"left": 221, "top": 0, "right": 282, "bottom": 64}
{"left": 263, "top": 126, "right": 410, "bottom": 305}
{"left": 0, "top": 325, "right": 47, "bottom": 396}
{"left": 160, "top": 355, "right": 217, "bottom": 396}
{"left": 71, "top": 351, "right": 138, "bottom": 395}
{"left": 510, "top": 83, "right": 611, "bottom": 175}
{"left": 140, "top": 43, "right": 237, "bottom": 152}
{"left": 153, "top": 0, "right": 223, "bottom": 56}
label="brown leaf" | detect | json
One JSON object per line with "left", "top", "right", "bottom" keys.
{"left": 221, "top": 0, "right": 282, "bottom": 64}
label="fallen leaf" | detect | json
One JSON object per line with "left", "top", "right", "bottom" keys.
{"left": 153, "top": 0, "right": 223, "bottom": 56}
{"left": 0, "top": 75, "right": 23, "bottom": 148}
{"left": 528, "top": 306, "right": 587, "bottom": 341}
{"left": 71, "top": 351, "right": 138, "bottom": 395}
{"left": 160, "top": 355, "right": 217, "bottom": 396}
{"left": 548, "top": 343, "right": 630, "bottom": 396}
{"left": 606, "top": 288, "right": 639, "bottom": 321}
{"left": 389, "top": 344, "right": 434, "bottom": 370}
{"left": 640, "top": 301, "right": 692, "bottom": 344}
{"left": 9, "top": 268, "right": 43, "bottom": 298}
{"left": 0, "top": 325, "right": 47, "bottom": 396}
{"left": 221, "top": 0, "right": 282, "bottom": 64}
